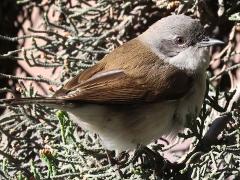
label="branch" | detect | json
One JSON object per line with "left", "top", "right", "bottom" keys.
{"left": 0, "top": 73, "right": 60, "bottom": 85}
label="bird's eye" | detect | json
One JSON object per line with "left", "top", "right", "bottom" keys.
{"left": 175, "top": 36, "right": 185, "bottom": 45}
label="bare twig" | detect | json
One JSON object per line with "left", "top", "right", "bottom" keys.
{"left": 0, "top": 73, "right": 60, "bottom": 85}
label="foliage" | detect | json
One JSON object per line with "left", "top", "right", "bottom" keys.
{"left": 0, "top": 0, "right": 240, "bottom": 179}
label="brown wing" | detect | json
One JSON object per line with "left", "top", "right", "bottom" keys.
{"left": 54, "top": 62, "right": 105, "bottom": 96}
{"left": 54, "top": 67, "right": 193, "bottom": 104}
{"left": 54, "top": 38, "right": 193, "bottom": 104}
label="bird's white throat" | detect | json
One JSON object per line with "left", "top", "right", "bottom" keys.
{"left": 167, "top": 46, "right": 210, "bottom": 72}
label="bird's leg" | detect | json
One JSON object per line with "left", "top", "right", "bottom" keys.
{"left": 132, "top": 144, "right": 145, "bottom": 163}
{"left": 105, "top": 149, "right": 116, "bottom": 165}
{"left": 132, "top": 144, "right": 167, "bottom": 176}
{"left": 105, "top": 150, "right": 125, "bottom": 178}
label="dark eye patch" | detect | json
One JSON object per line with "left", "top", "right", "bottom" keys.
{"left": 159, "top": 39, "right": 184, "bottom": 57}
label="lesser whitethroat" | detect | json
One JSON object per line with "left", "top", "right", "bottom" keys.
{"left": 2, "top": 15, "right": 223, "bottom": 150}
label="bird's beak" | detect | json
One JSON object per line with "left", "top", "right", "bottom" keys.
{"left": 198, "top": 37, "right": 224, "bottom": 47}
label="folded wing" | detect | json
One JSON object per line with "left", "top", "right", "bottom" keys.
{"left": 54, "top": 38, "right": 193, "bottom": 104}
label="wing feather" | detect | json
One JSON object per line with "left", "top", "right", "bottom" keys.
{"left": 54, "top": 38, "right": 193, "bottom": 104}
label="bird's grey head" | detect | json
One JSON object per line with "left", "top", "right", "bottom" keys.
{"left": 139, "top": 14, "right": 223, "bottom": 71}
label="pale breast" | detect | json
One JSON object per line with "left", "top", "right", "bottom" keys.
{"left": 174, "top": 72, "right": 206, "bottom": 129}
{"left": 67, "top": 101, "right": 177, "bottom": 150}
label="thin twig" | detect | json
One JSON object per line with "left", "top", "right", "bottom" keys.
{"left": 0, "top": 73, "right": 60, "bottom": 85}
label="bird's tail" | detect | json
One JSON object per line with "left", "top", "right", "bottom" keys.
{"left": 0, "top": 97, "right": 66, "bottom": 108}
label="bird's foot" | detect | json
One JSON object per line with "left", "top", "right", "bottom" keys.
{"left": 105, "top": 150, "right": 129, "bottom": 178}
{"left": 132, "top": 145, "right": 168, "bottom": 177}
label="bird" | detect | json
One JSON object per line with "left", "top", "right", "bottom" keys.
{"left": 1, "top": 14, "right": 223, "bottom": 151}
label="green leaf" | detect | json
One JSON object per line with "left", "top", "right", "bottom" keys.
{"left": 30, "top": 160, "right": 41, "bottom": 180}
{"left": 56, "top": 110, "right": 75, "bottom": 144}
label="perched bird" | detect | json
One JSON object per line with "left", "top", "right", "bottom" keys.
{"left": 2, "top": 15, "right": 223, "bottom": 151}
